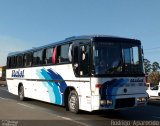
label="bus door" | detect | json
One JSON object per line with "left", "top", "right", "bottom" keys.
{"left": 72, "top": 43, "right": 92, "bottom": 111}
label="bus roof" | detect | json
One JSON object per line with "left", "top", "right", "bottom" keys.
{"left": 8, "top": 35, "right": 140, "bottom": 57}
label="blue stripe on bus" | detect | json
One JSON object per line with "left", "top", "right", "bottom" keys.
{"left": 100, "top": 78, "right": 129, "bottom": 107}
{"left": 36, "top": 68, "right": 67, "bottom": 105}
{"left": 108, "top": 79, "right": 128, "bottom": 98}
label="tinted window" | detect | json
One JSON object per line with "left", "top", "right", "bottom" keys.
{"left": 24, "top": 53, "right": 32, "bottom": 67}
{"left": 57, "top": 44, "right": 70, "bottom": 63}
{"left": 79, "top": 45, "right": 90, "bottom": 76}
{"left": 17, "top": 55, "right": 23, "bottom": 67}
{"left": 43, "top": 47, "right": 54, "bottom": 65}
{"left": 73, "top": 45, "right": 79, "bottom": 76}
{"left": 11, "top": 56, "right": 16, "bottom": 68}
{"left": 33, "top": 50, "right": 43, "bottom": 66}
{"left": 7, "top": 57, "right": 12, "bottom": 68}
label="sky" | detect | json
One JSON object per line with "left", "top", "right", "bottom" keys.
{"left": 0, "top": 0, "right": 160, "bottom": 66}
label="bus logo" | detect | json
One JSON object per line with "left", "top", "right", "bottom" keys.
{"left": 12, "top": 69, "right": 24, "bottom": 78}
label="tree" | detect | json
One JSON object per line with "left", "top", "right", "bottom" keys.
{"left": 143, "top": 59, "right": 151, "bottom": 75}
{"left": 148, "top": 71, "right": 160, "bottom": 85}
{"left": 152, "top": 62, "right": 160, "bottom": 72}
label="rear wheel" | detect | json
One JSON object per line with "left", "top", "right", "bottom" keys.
{"left": 68, "top": 90, "right": 79, "bottom": 113}
{"left": 18, "top": 85, "right": 25, "bottom": 101}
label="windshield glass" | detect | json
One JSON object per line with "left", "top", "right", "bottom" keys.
{"left": 93, "top": 41, "right": 144, "bottom": 76}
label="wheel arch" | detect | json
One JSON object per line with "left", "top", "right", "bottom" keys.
{"left": 18, "top": 82, "right": 24, "bottom": 95}
{"left": 18, "top": 83, "right": 23, "bottom": 92}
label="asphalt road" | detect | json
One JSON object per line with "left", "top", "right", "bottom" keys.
{"left": 0, "top": 84, "right": 160, "bottom": 126}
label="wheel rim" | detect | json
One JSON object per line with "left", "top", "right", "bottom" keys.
{"left": 69, "top": 94, "right": 77, "bottom": 110}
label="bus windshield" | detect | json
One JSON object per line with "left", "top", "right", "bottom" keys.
{"left": 93, "top": 41, "right": 144, "bottom": 76}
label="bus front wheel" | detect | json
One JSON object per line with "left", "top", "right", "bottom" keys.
{"left": 18, "top": 85, "right": 25, "bottom": 101}
{"left": 68, "top": 90, "right": 79, "bottom": 114}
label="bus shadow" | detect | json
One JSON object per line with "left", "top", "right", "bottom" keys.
{"left": 79, "top": 107, "right": 159, "bottom": 121}
{"left": 6, "top": 91, "right": 159, "bottom": 121}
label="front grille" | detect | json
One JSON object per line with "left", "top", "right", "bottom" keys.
{"left": 115, "top": 98, "right": 135, "bottom": 109}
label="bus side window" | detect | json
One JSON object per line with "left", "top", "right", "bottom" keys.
{"left": 56, "top": 46, "right": 61, "bottom": 63}
{"left": 79, "top": 45, "right": 90, "bottom": 76}
{"left": 33, "top": 50, "right": 43, "bottom": 66}
{"left": 27, "top": 53, "right": 32, "bottom": 66}
{"left": 56, "top": 44, "right": 70, "bottom": 64}
{"left": 17, "top": 55, "right": 23, "bottom": 67}
{"left": 73, "top": 45, "right": 79, "bottom": 76}
{"left": 42, "top": 49, "right": 47, "bottom": 65}
{"left": 23, "top": 54, "right": 27, "bottom": 67}
{"left": 11, "top": 56, "right": 16, "bottom": 68}
{"left": 24, "top": 53, "right": 32, "bottom": 67}
{"left": 7, "top": 57, "right": 11, "bottom": 68}
{"left": 44, "top": 47, "right": 54, "bottom": 65}
{"left": 14, "top": 56, "right": 17, "bottom": 68}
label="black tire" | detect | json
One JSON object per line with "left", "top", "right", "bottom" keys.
{"left": 147, "top": 93, "right": 150, "bottom": 100}
{"left": 68, "top": 90, "right": 79, "bottom": 114}
{"left": 18, "top": 85, "right": 25, "bottom": 101}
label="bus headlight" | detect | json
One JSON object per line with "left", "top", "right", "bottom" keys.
{"left": 100, "top": 99, "right": 112, "bottom": 105}
{"left": 137, "top": 97, "right": 147, "bottom": 102}
{"left": 100, "top": 100, "right": 107, "bottom": 105}
{"left": 141, "top": 97, "right": 147, "bottom": 102}
{"left": 106, "top": 99, "right": 112, "bottom": 105}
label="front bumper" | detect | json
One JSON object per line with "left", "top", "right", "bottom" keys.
{"left": 92, "top": 94, "right": 147, "bottom": 111}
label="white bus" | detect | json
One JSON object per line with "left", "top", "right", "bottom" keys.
{"left": 6, "top": 35, "right": 147, "bottom": 113}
